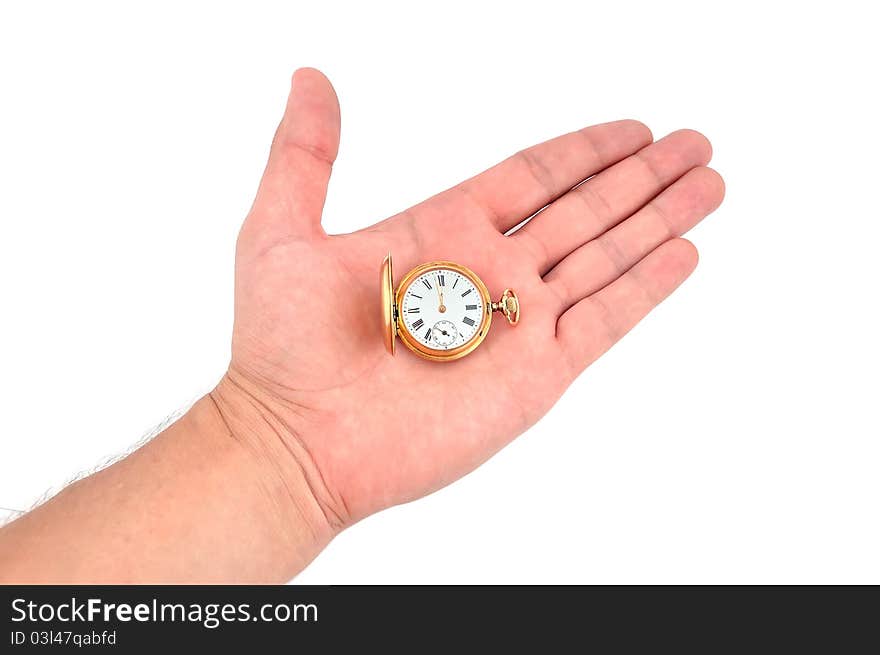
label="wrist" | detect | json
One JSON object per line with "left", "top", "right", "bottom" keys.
{"left": 207, "top": 371, "right": 347, "bottom": 560}
{"left": 0, "top": 383, "right": 337, "bottom": 583}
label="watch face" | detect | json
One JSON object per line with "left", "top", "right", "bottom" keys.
{"left": 399, "top": 267, "right": 486, "bottom": 351}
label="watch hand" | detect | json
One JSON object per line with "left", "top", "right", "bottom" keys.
{"left": 436, "top": 275, "right": 446, "bottom": 312}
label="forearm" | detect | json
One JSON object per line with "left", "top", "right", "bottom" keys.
{"left": 0, "top": 384, "right": 334, "bottom": 583}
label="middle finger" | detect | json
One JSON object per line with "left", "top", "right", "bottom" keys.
{"left": 512, "top": 129, "right": 712, "bottom": 274}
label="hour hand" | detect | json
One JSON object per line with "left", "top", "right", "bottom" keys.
{"left": 436, "top": 275, "right": 446, "bottom": 313}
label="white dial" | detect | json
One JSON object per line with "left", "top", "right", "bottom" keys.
{"left": 400, "top": 268, "right": 485, "bottom": 350}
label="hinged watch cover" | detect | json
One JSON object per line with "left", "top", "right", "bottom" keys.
{"left": 380, "top": 253, "right": 396, "bottom": 355}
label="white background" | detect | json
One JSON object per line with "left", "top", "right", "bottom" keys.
{"left": 1, "top": 1, "right": 878, "bottom": 583}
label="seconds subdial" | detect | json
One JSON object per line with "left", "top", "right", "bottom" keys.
{"left": 431, "top": 320, "right": 458, "bottom": 347}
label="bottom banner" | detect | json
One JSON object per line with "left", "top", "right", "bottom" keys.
{"left": 1, "top": 586, "right": 875, "bottom": 650}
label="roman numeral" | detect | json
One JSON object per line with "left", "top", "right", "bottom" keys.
{"left": 407, "top": 307, "right": 420, "bottom": 313}
{"left": 410, "top": 293, "right": 422, "bottom": 299}
{"left": 438, "top": 274, "right": 445, "bottom": 286}
{"left": 412, "top": 318, "right": 424, "bottom": 330}
{"left": 462, "top": 316, "right": 475, "bottom": 327}
{"left": 424, "top": 328, "right": 432, "bottom": 341}
{"left": 452, "top": 278, "right": 459, "bottom": 289}
{"left": 465, "top": 304, "right": 478, "bottom": 310}
{"left": 422, "top": 279, "right": 432, "bottom": 290}
{"left": 461, "top": 288, "right": 472, "bottom": 297}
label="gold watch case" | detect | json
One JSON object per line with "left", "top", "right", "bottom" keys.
{"left": 380, "top": 253, "right": 519, "bottom": 362}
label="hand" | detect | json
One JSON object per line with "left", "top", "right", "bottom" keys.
{"left": 0, "top": 68, "right": 724, "bottom": 584}
{"left": 215, "top": 68, "right": 724, "bottom": 538}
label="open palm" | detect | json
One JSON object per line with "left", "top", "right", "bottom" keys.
{"left": 219, "top": 69, "right": 724, "bottom": 529}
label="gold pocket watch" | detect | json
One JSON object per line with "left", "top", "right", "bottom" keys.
{"left": 380, "top": 254, "right": 520, "bottom": 362}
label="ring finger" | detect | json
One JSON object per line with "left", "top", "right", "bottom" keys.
{"left": 544, "top": 166, "right": 725, "bottom": 311}
{"left": 512, "top": 129, "right": 712, "bottom": 274}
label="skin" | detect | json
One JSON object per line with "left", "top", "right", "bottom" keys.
{"left": 0, "top": 69, "right": 724, "bottom": 583}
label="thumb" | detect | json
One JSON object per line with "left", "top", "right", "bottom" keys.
{"left": 249, "top": 68, "right": 340, "bottom": 242}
